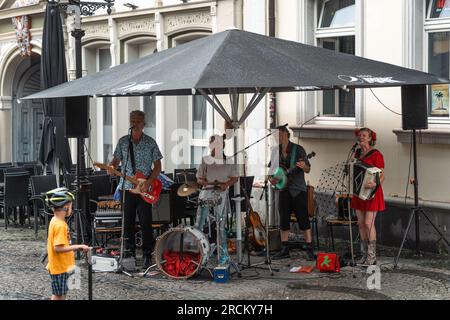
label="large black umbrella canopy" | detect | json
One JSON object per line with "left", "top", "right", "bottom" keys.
{"left": 25, "top": 28, "right": 450, "bottom": 99}
{"left": 24, "top": 28, "right": 450, "bottom": 125}
{"left": 39, "top": 1, "right": 72, "bottom": 172}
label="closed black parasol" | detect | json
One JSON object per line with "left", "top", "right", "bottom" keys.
{"left": 39, "top": 0, "right": 72, "bottom": 172}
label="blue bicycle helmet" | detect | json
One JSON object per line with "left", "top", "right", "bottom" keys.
{"left": 45, "top": 187, "right": 75, "bottom": 208}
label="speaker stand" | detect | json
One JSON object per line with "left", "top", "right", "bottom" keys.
{"left": 394, "top": 129, "right": 450, "bottom": 267}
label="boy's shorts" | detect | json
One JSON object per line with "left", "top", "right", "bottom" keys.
{"left": 50, "top": 272, "right": 72, "bottom": 296}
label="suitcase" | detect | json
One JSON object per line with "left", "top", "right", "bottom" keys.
{"left": 92, "top": 256, "right": 119, "bottom": 272}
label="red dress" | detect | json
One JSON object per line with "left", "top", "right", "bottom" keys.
{"left": 351, "top": 149, "right": 386, "bottom": 212}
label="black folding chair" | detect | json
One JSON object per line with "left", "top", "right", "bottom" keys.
{"left": 30, "top": 175, "right": 58, "bottom": 237}
{"left": 1, "top": 170, "right": 30, "bottom": 229}
{"left": 174, "top": 168, "right": 197, "bottom": 183}
{"left": 89, "top": 174, "right": 112, "bottom": 201}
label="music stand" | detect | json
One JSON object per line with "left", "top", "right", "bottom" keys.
{"left": 394, "top": 130, "right": 450, "bottom": 267}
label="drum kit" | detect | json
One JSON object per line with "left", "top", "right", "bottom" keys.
{"left": 177, "top": 181, "right": 199, "bottom": 197}
{"left": 145, "top": 181, "right": 239, "bottom": 280}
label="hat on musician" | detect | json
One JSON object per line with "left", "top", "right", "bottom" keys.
{"left": 276, "top": 124, "right": 290, "bottom": 138}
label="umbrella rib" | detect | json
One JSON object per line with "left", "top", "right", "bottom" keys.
{"left": 229, "top": 88, "right": 240, "bottom": 122}
{"left": 208, "top": 89, "right": 232, "bottom": 123}
{"left": 198, "top": 89, "right": 232, "bottom": 123}
{"left": 247, "top": 90, "right": 259, "bottom": 108}
{"left": 238, "top": 87, "right": 271, "bottom": 126}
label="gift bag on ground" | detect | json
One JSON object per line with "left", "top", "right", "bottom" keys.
{"left": 316, "top": 253, "right": 340, "bottom": 273}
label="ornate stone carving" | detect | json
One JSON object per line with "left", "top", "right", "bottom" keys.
{"left": 84, "top": 23, "right": 109, "bottom": 38}
{"left": 165, "top": 10, "right": 211, "bottom": 33}
{"left": 117, "top": 18, "right": 156, "bottom": 38}
{"left": 12, "top": 15, "right": 32, "bottom": 57}
{"left": 12, "top": 0, "right": 39, "bottom": 8}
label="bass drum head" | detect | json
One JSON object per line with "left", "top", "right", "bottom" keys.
{"left": 154, "top": 227, "right": 210, "bottom": 279}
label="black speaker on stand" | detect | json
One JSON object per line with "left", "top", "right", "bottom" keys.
{"left": 65, "top": 96, "right": 89, "bottom": 138}
{"left": 401, "top": 85, "right": 428, "bottom": 130}
{"left": 395, "top": 85, "right": 450, "bottom": 266}
{"left": 64, "top": 96, "right": 92, "bottom": 258}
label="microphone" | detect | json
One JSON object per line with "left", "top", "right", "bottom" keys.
{"left": 299, "top": 112, "right": 320, "bottom": 128}
{"left": 129, "top": 125, "right": 135, "bottom": 131}
{"left": 351, "top": 141, "right": 359, "bottom": 151}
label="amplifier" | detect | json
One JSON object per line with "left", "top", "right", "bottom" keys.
{"left": 94, "top": 210, "right": 122, "bottom": 230}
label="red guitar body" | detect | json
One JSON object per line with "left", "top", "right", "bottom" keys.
{"left": 127, "top": 171, "right": 162, "bottom": 204}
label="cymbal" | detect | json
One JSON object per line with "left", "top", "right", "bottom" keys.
{"left": 177, "top": 182, "right": 199, "bottom": 197}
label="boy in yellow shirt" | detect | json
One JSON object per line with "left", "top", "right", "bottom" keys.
{"left": 45, "top": 187, "right": 89, "bottom": 300}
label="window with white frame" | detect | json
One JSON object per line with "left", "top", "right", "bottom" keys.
{"left": 99, "top": 48, "right": 113, "bottom": 163}
{"left": 316, "top": 0, "right": 356, "bottom": 118}
{"left": 123, "top": 38, "right": 159, "bottom": 138}
{"left": 425, "top": 0, "right": 450, "bottom": 120}
{"left": 171, "top": 32, "right": 213, "bottom": 167}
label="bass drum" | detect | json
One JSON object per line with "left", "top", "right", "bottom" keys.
{"left": 154, "top": 226, "right": 210, "bottom": 279}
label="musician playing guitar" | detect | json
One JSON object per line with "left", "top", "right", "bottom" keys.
{"left": 351, "top": 127, "right": 385, "bottom": 266}
{"left": 268, "top": 124, "right": 315, "bottom": 261}
{"left": 107, "top": 110, "right": 163, "bottom": 270}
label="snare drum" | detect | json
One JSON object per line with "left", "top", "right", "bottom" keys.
{"left": 154, "top": 226, "right": 210, "bottom": 279}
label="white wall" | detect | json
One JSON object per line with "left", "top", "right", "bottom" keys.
{"left": 275, "top": 0, "right": 450, "bottom": 204}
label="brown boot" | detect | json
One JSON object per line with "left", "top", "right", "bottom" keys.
{"left": 366, "top": 240, "right": 377, "bottom": 266}
{"left": 358, "top": 241, "right": 368, "bottom": 265}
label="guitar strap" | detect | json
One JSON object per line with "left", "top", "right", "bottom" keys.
{"left": 289, "top": 143, "right": 298, "bottom": 170}
{"left": 129, "top": 140, "right": 137, "bottom": 175}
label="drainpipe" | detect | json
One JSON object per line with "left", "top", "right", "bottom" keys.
{"left": 268, "top": 0, "right": 276, "bottom": 129}
{"left": 268, "top": 0, "right": 278, "bottom": 227}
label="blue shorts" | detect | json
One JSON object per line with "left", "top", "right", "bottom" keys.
{"left": 50, "top": 272, "right": 71, "bottom": 296}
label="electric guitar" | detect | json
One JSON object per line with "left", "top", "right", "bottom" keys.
{"left": 270, "top": 151, "right": 316, "bottom": 190}
{"left": 94, "top": 162, "right": 162, "bottom": 204}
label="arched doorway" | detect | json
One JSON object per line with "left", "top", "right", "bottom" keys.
{"left": 12, "top": 56, "right": 43, "bottom": 162}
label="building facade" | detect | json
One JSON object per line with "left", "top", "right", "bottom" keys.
{"left": 0, "top": 0, "right": 448, "bottom": 250}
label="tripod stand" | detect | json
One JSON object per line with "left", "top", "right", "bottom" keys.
{"left": 394, "top": 129, "right": 450, "bottom": 267}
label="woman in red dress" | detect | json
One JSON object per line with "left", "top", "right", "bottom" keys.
{"left": 351, "top": 127, "right": 385, "bottom": 266}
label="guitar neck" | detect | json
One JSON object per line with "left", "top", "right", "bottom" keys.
{"left": 94, "top": 163, "right": 140, "bottom": 185}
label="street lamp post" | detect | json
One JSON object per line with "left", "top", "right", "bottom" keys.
{"left": 49, "top": 1, "right": 115, "bottom": 300}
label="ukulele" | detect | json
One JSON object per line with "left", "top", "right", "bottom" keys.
{"left": 94, "top": 162, "right": 162, "bottom": 204}
{"left": 270, "top": 151, "right": 316, "bottom": 190}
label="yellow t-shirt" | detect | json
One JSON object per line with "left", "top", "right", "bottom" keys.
{"left": 46, "top": 217, "right": 75, "bottom": 275}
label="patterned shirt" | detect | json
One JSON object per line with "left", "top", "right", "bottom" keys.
{"left": 113, "top": 134, "right": 163, "bottom": 190}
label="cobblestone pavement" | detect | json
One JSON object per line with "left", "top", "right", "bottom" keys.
{"left": 0, "top": 226, "right": 449, "bottom": 300}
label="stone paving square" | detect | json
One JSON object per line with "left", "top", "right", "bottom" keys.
{"left": 0, "top": 226, "right": 449, "bottom": 301}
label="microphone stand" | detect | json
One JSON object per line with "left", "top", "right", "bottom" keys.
{"left": 299, "top": 112, "right": 321, "bottom": 129}
{"left": 344, "top": 143, "right": 357, "bottom": 269}
{"left": 117, "top": 127, "right": 134, "bottom": 277}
